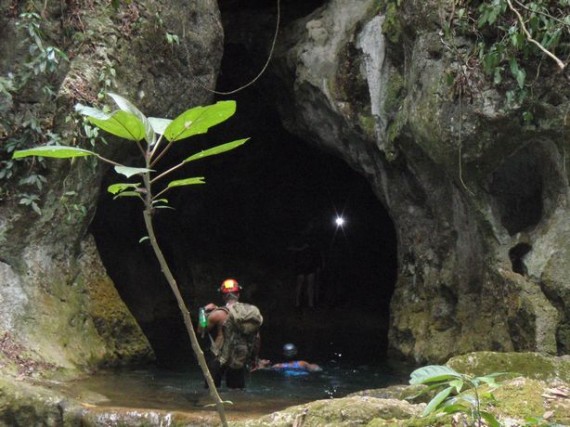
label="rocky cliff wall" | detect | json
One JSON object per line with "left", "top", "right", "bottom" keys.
{"left": 1, "top": 0, "right": 569, "bottom": 371}
{"left": 0, "top": 0, "right": 223, "bottom": 371}
{"left": 265, "top": 0, "right": 570, "bottom": 362}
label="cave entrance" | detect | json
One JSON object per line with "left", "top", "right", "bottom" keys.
{"left": 90, "top": 88, "right": 397, "bottom": 368}
{"left": 91, "top": 8, "right": 397, "bottom": 367}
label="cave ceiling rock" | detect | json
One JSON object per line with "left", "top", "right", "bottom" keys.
{"left": 0, "top": 0, "right": 223, "bottom": 371}
{"left": 273, "top": 0, "right": 390, "bottom": 166}
{"left": 267, "top": 0, "right": 570, "bottom": 361}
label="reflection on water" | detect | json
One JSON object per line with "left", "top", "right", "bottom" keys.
{"left": 65, "top": 363, "right": 408, "bottom": 420}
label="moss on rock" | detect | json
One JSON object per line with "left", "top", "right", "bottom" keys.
{"left": 382, "top": 2, "right": 403, "bottom": 45}
{"left": 446, "top": 351, "right": 570, "bottom": 382}
{"left": 0, "top": 374, "right": 220, "bottom": 426}
{"left": 234, "top": 396, "right": 422, "bottom": 427}
{"left": 80, "top": 236, "right": 155, "bottom": 367}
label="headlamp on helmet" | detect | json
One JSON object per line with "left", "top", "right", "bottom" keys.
{"left": 220, "top": 278, "right": 241, "bottom": 294}
{"left": 283, "top": 343, "right": 298, "bottom": 358}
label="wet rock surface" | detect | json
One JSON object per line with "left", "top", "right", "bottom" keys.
{"left": 1, "top": 0, "right": 570, "bottom": 424}
{"left": 0, "top": 352, "right": 569, "bottom": 426}
{"left": 223, "top": 0, "right": 570, "bottom": 362}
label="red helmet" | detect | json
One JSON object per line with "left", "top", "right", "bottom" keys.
{"left": 220, "top": 278, "right": 241, "bottom": 294}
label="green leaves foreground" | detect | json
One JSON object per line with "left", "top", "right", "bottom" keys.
{"left": 12, "top": 93, "right": 243, "bottom": 425}
{"left": 13, "top": 93, "right": 249, "bottom": 202}
{"left": 410, "top": 365, "right": 506, "bottom": 426}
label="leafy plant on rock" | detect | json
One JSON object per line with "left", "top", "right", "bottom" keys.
{"left": 0, "top": 11, "right": 68, "bottom": 203}
{"left": 380, "top": 0, "right": 568, "bottom": 124}
{"left": 477, "top": 0, "right": 567, "bottom": 109}
{"left": 13, "top": 93, "right": 249, "bottom": 427}
{"left": 409, "top": 365, "right": 506, "bottom": 426}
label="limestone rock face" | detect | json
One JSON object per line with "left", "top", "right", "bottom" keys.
{"left": 267, "top": 0, "right": 570, "bottom": 362}
{"left": 0, "top": 0, "right": 223, "bottom": 370}
{"left": 2, "top": 0, "right": 569, "bottom": 371}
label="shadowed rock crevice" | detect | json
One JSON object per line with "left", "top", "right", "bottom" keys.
{"left": 509, "top": 243, "right": 532, "bottom": 276}
{"left": 489, "top": 150, "right": 544, "bottom": 235}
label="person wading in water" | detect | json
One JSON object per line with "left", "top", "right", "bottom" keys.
{"left": 198, "top": 278, "right": 262, "bottom": 389}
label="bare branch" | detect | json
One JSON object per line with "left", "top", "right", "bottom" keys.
{"left": 506, "top": 0, "right": 566, "bottom": 71}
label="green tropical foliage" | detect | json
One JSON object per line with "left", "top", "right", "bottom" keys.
{"left": 13, "top": 93, "right": 249, "bottom": 427}
{"left": 410, "top": 365, "right": 507, "bottom": 426}
{"left": 14, "top": 94, "right": 248, "bottom": 206}
{"left": 446, "top": 0, "right": 569, "bottom": 106}
{"left": 0, "top": 12, "right": 68, "bottom": 204}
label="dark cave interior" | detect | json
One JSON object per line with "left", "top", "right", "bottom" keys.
{"left": 90, "top": 87, "right": 398, "bottom": 367}
{"left": 89, "top": 0, "right": 398, "bottom": 369}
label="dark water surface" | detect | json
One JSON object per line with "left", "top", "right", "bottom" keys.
{"left": 64, "top": 362, "right": 409, "bottom": 420}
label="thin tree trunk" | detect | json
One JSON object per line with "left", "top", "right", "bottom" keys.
{"left": 142, "top": 175, "right": 228, "bottom": 427}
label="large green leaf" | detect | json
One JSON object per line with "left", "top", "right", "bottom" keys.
{"left": 112, "top": 191, "right": 143, "bottom": 200}
{"left": 183, "top": 138, "right": 249, "bottom": 163}
{"left": 449, "top": 378, "right": 464, "bottom": 393}
{"left": 457, "top": 393, "right": 478, "bottom": 407}
{"left": 410, "top": 365, "right": 462, "bottom": 385}
{"left": 167, "top": 177, "right": 206, "bottom": 188}
{"left": 13, "top": 145, "right": 96, "bottom": 159}
{"left": 108, "top": 182, "right": 141, "bottom": 195}
{"left": 423, "top": 386, "right": 453, "bottom": 416}
{"left": 440, "top": 402, "right": 470, "bottom": 414}
{"left": 108, "top": 93, "right": 155, "bottom": 144}
{"left": 164, "top": 100, "right": 236, "bottom": 142}
{"left": 406, "top": 381, "right": 446, "bottom": 401}
{"left": 114, "top": 165, "right": 154, "bottom": 178}
{"left": 76, "top": 103, "right": 146, "bottom": 142}
{"left": 148, "top": 117, "right": 172, "bottom": 136}
{"left": 75, "top": 104, "right": 107, "bottom": 120}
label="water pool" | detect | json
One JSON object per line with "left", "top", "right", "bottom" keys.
{"left": 62, "top": 362, "right": 409, "bottom": 421}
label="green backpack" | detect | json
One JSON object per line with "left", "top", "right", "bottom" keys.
{"left": 219, "top": 302, "right": 263, "bottom": 369}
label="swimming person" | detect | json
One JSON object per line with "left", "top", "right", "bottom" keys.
{"left": 253, "top": 343, "right": 323, "bottom": 377}
{"left": 255, "top": 358, "right": 323, "bottom": 375}
{"left": 253, "top": 343, "right": 322, "bottom": 376}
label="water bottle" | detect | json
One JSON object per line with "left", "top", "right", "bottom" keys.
{"left": 199, "top": 307, "right": 208, "bottom": 329}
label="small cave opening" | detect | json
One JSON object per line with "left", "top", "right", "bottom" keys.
{"left": 509, "top": 242, "right": 532, "bottom": 276}
{"left": 489, "top": 148, "right": 544, "bottom": 235}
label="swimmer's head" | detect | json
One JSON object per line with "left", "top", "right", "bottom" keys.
{"left": 283, "top": 343, "right": 298, "bottom": 358}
